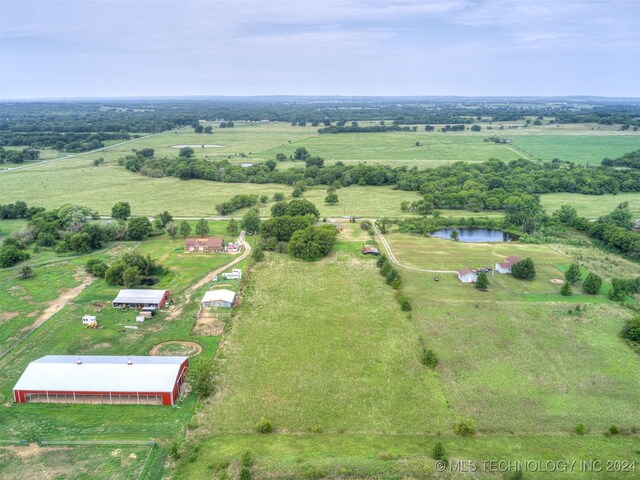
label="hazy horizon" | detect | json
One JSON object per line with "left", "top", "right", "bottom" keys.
{"left": 1, "top": 0, "right": 639, "bottom": 99}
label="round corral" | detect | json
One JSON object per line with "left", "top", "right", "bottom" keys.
{"left": 149, "top": 340, "right": 203, "bottom": 357}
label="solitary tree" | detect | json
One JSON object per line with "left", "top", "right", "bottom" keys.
{"left": 195, "top": 219, "right": 210, "bottom": 237}
{"left": 450, "top": 229, "right": 459, "bottom": 242}
{"left": 260, "top": 195, "right": 269, "bottom": 205}
{"left": 475, "top": 271, "right": 489, "bottom": 290}
{"left": 291, "top": 187, "right": 303, "bottom": 198}
{"left": 226, "top": 218, "right": 239, "bottom": 236}
{"left": 179, "top": 220, "right": 192, "bottom": 238}
{"left": 111, "top": 201, "right": 131, "bottom": 220}
{"left": 203, "top": 126, "right": 213, "bottom": 134}
{"left": 17, "top": 265, "right": 34, "bottom": 279}
{"left": 179, "top": 147, "right": 194, "bottom": 158}
{"left": 565, "top": 263, "right": 581, "bottom": 284}
{"left": 325, "top": 192, "right": 339, "bottom": 204}
{"left": 583, "top": 272, "right": 602, "bottom": 294}
{"left": 560, "top": 281, "right": 573, "bottom": 296}
{"left": 273, "top": 192, "right": 285, "bottom": 202}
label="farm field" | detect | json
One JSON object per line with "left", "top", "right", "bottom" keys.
{"left": 2, "top": 122, "right": 640, "bottom": 221}
{"left": 513, "top": 135, "right": 640, "bottom": 164}
{"left": 540, "top": 192, "right": 640, "bottom": 218}
{"left": 195, "top": 251, "right": 451, "bottom": 435}
{"left": 175, "top": 234, "right": 640, "bottom": 479}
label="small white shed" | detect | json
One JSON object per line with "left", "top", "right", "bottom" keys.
{"left": 457, "top": 268, "right": 478, "bottom": 284}
{"left": 82, "top": 315, "right": 97, "bottom": 325}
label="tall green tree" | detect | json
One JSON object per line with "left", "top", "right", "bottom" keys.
{"left": 195, "top": 219, "right": 210, "bottom": 237}
{"left": 511, "top": 258, "right": 536, "bottom": 280}
{"left": 565, "top": 263, "right": 581, "bottom": 284}
{"left": 127, "top": 217, "right": 152, "bottom": 241}
{"left": 165, "top": 221, "right": 178, "bottom": 239}
{"left": 560, "top": 282, "right": 573, "bottom": 296}
{"left": 242, "top": 208, "right": 261, "bottom": 235}
{"left": 226, "top": 218, "right": 239, "bottom": 236}
{"left": 583, "top": 272, "right": 602, "bottom": 294}
{"left": 475, "top": 271, "right": 489, "bottom": 290}
{"left": 179, "top": 220, "right": 192, "bottom": 238}
{"left": 111, "top": 201, "right": 131, "bottom": 220}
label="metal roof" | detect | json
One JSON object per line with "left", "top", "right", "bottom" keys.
{"left": 13, "top": 355, "right": 187, "bottom": 393}
{"left": 201, "top": 289, "right": 236, "bottom": 304}
{"left": 112, "top": 289, "right": 168, "bottom": 304}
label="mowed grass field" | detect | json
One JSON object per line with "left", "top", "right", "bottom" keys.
{"left": 513, "top": 135, "right": 640, "bottom": 164}
{"left": 540, "top": 192, "right": 640, "bottom": 218}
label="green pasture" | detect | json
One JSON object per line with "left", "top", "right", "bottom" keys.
{"left": 174, "top": 433, "right": 640, "bottom": 480}
{"left": 513, "top": 135, "right": 640, "bottom": 164}
{"left": 540, "top": 192, "right": 640, "bottom": 218}
{"left": 196, "top": 252, "right": 450, "bottom": 435}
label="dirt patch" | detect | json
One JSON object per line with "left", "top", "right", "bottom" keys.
{"left": 551, "top": 278, "right": 565, "bottom": 284}
{"left": 92, "top": 302, "right": 107, "bottom": 309}
{"left": 21, "top": 270, "right": 96, "bottom": 334}
{"left": 0, "top": 444, "right": 70, "bottom": 458}
{"left": 149, "top": 341, "right": 203, "bottom": 357}
{"left": 192, "top": 312, "right": 226, "bottom": 336}
{"left": 1, "top": 311, "right": 19, "bottom": 321}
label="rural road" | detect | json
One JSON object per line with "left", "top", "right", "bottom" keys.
{"left": 374, "top": 223, "right": 457, "bottom": 275}
{"left": 166, "top": 231, "right": 251, "bottom": 320}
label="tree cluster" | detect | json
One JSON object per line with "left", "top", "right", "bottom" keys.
{"left": 216, "top": 194, "right": 259, "bottom": 215}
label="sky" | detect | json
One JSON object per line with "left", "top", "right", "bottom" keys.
{"left": 1, "top": 0, "right": 639, "bottom": 99}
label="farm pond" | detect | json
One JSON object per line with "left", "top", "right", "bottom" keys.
{"left": 431, "top": 228, "right": 520, "bottom": 243}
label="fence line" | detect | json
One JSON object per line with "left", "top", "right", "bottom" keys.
{"left": 38, "top": 439, "right": 156, "bottom": 446}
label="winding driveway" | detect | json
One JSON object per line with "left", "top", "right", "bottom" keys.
{"left": 373, "top": 223, "right": 457, "bottom": 274}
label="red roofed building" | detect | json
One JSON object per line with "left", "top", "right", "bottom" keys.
{"left": 184, "top": 237, "right": 225, "bottom": 253}
{"left": 495, "top": 256, "right": 521, "bottom": 274}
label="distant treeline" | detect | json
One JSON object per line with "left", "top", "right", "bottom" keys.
{"left": 602, "top": 150, "right": 640, "bottom": 169}
{"left": 0, "top": 132, "right": 133, "bottom": 152}
{"left": 2, "top": 99, "right": 639, "bottom": 136}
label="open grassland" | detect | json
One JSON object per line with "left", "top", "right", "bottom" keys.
{"left": 403, "top": 280, "right": 640, "bottom": 433}
{"left": 0, "top": 444, "right": 153, "bottom": 480}
{"left": 260, "top": 130, "right": 521, "bottom": 166}
{"left": 0, "top": 219, "right": 27, "bottom": 241}
{"left": 196, "top": 252, "right": 450, "bottom": 435}
{"left": 540, "top": 192, "right": 640, "bottom": 218}
{"left": 0, "top": 158, "right": 419, "bottom": 218}
{"left": 513, "top": 135, "right": 640, "bottom": 164}
{"left": 175, "top": 434, "right": 640, "bottom": 480}
{"left": 176, "top": 241, "right": 640, "bottom": 479}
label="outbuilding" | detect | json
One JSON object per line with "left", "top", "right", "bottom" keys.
{"left": 82, "top": 315, "right": 96, "bottom": 325}
{"left": 495, "top": 256, "right": 521, "bottom": 274}
{"left": 362, "top": 245, "right": 379, "bottom": 256}
{"left": 184, "top": 237, "right": 225, "bottom": 253}
{"left": 221, "top": 269, "right": 242, "bottom": 280}
{"left": 201, "top": 289, "right": 236, "bottom": 308}
{"left": 457, "top": 268, "right": 478, "bottom": 284}
{"left": 13, "top": 355, "right": 188, "bottom": 406}
{"left": 112, "top": 289, "right": 169, "bottom": 309}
